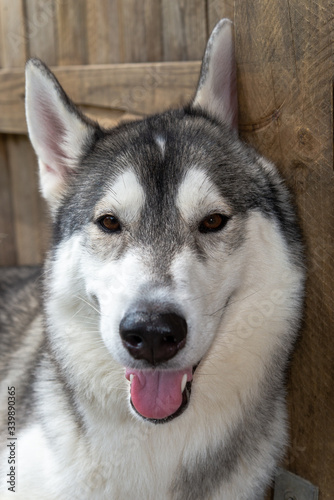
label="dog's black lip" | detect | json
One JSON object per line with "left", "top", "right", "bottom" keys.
{"left": 130, "top": 363, "right": 199, "bottom": 424}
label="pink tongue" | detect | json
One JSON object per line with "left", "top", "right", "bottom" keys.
{"left": 125, "top": 368, "right": 193, "bottom": 420}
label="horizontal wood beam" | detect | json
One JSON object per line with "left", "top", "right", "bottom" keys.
{"left": 0, "top": 61, "right": 201, "bottom": 134}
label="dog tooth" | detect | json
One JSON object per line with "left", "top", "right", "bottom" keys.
{"left": 130, "top": 374, "right": 134, "bottom": 383}
{"left": 181, "top": 373, "right": 187, "bottom": 393}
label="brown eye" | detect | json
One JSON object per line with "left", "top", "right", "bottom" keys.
{"left": 97, "top": 215, "right": 121, "bottom": 233}
{"left": 198, "top": 213, "right": 229, "bottom": 233}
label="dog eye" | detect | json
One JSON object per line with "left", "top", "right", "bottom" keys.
{"left": 198, "top": 213, "right": 229, "bottom": 233}
{"left": 97, "top": 215, "right": 121, "bottom": 233}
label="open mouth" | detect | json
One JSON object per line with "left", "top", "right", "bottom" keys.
{"left": 125, "top": 365, "right": 198, "bottom": 424}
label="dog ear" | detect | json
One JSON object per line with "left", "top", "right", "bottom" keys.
{"left": 192, "top": 19, "right": 237, "bottom": 131}
{"left": 25, "top": 58, "right": 98, "bottom": 212}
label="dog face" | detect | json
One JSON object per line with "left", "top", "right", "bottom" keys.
{"left": 25, "top": 20, "right": 303, "bottom": 423}
{"left": 43, "top": 109, "right": 251, "bottom": 421}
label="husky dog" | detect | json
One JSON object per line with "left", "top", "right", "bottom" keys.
{"left": 0, "top": 20, "right": 305, "bottom": 500}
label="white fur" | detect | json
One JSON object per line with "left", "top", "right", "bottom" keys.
{"left": 95, "top": 169, "right": 145, "bottom": 223}
{"left": 0, "top": 183, "right": 303, "bottom": 498}
{"left": 155, "top": 134, "right": 166, "bottom": 156}
{"left": 8, "top": 210, "right": 301, "bottom": 500}
{"left": 176, "top": 167, "right": 232, "bottom": 222}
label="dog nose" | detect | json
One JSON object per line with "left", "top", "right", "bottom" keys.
{"left": 119, "top": 312, "right": 187, "bottom": 365}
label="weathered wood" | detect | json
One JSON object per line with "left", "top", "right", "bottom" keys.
{"left": 86, "top": 0, "right": 121, "bottom": 64}
{"left": 0, "top": 0, "right": 27, "bottom": 67}
{"left": 207, "top": 0, "right": 234, "bottom": 31}
{"left": 0, "top": 135, "right": 17, "bottom": 266}
{"left": 56, "top": 0, "right": 88, "bottom": 65}
{"left": 25, "top": 0, "right": 57, "bottom": 65}
{"left": 6, "top": 135, "right": 49, "bottom": 265}
{"left": 22, "top": 0, "right": 62, "bottom": 261}
{"left": 120, "top": 0, "right": 163, "bottom": 63}
{"left": 0, "top": 0, "right": 52, "bottom": 266}
{"left": 0, "top": 7, "right": 3, "bottom": 70}
{"left": 0, "top": 61, "right": 201, "bottom": 134}
{"left": 161, "top": 0, "right": 207, "bottom": 61}
{"left": 235, "top": 1, "right": 334, "bottom": 498}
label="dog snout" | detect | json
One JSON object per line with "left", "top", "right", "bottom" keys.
{"left": 119, "top": 311, "right": 187, "bottom": 365}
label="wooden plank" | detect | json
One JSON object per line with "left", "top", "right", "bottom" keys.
{"left": 23, "top": 0, "right": 60, "bottom": 262}
{"left": 56, "top": 0, "right": 88, "bottom": 65}
{"left": 235, "top": 1, "right": 334, "bottom": 498}
{"left": 0, "top": 0, "right": 27, "bottom": 67}
{"left": 120, "top": 0, "right": 163, "bottom": 63}
{"left": 25, "top": 0, "right": 57, "bottom": 65}
{"left": 207, "top": 0, "right": 235, "bottom": 32}
{"left": 0, "top": 135, "right": 17, "bottom": 265}
{"left": 161, "top": 0, "right": 207, "bottom": 61}
{"left": 6, "top": 135, "right": 49, "bottom": 265}
{"left": 86, "top": 0, "right": 121, "bottom": 64}
{"left": 0, "top": 4, "right": 3, "bottom": 70}
{"left": 0, "top": 0, "right": 31, "bottom": 267}
{"left": 0, "top": 61, "right": 201, "bottom": 134}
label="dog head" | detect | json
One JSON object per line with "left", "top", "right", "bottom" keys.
{"left": 25, "top": 20, "right": 304, "bottom": 423}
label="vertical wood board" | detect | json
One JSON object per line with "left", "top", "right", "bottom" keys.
{"left": 86, "top": 0, "right": 121, "bottom": 64}
{"left": 0, "top": 0, "right": 27, "bottom": 67}
{"left": 0, "top": 136, "right": 17, "bottom": 266}
{"left": 161, "top": 0, "right": 207, "bottom": 61}
{"left": 207, "top": 0, "right": 234, "bottom": 31}
{"left": 6, "top": 135, "right": 49, "bottom": 265}
{"left": 120, "top": 0, "right": 163, "bottom": 63}
{"left": 25, "top": 0, "right": 58, "bottom": 65}
{"left": 235, "top": 2, "right": 334, "bottom": 498}
{"left": 56, "top": 0, "right": 88, "bottom": 65}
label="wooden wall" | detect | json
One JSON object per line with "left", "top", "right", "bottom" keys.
{"left": 0, "top": 1, "right": 333, "bottom": 499}
{"left": 236, "top": 3, "right": 334, "bottom": 498}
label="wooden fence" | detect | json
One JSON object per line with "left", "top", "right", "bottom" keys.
{"left": 0, "top": 1, "right": 333, "bottom": 499}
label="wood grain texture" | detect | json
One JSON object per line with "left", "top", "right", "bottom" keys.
{"left": 0, "top": 1, "right": 25, "bottom": 268}
{"left": 6, "top": 135, "right": 49, "bottom": 265}
{"left": 56, "top": 0, "right": 88, "bottom": 65}
{"left": 0, "top": 0, "right": 27, "bottom": 67}
{"left": 25, "top": 0, "right": 57, "bottom": 65}
{"left": 207, "top": 0, "right": 234, "bottom": 31}
{"left": 235, "top": 1, "right": 334, "bottom": 498}
{"left": 120, "top": 0, "right": 163, "bottom": 63}
{"left": 86, "top": 0, "right": 121, "bottom": 64}
{"left": 0, "top": 61, "right": 201, "bottom": 134}
{"left": 0, "top": 135, "right": 17, "bottom": 265}
{"left": 161, "top": 0, "right": 207, "bottom": 61}
{"left": 0, "top": 4, "right": 3, "bottom": 70}
{"left": 4, "top": 0, "right": 58, "bottom": 264}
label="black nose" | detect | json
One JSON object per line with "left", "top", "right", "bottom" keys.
{"left": 119, "top": 311, "right": 187, "bottom": 365}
